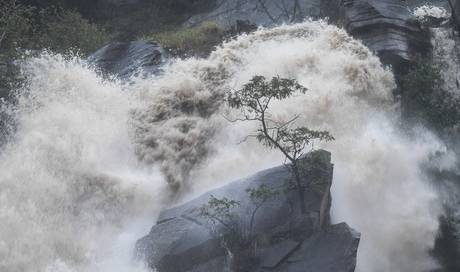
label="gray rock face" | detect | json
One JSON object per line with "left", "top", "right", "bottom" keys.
{"left": 321, "top": 0, "right": 431, "bottom": 74}
{"left": 88, "top": 40, "right": 166, "bottom": 78}
{"left": 136, "top": 150, "right": 360, "bottom": 272}
{"left": 451, "top": 0, "right": 460, "bottom": 27}
{"left": 186, "top": 0, "right": 321, "bottom": 28}
{"left": 408, "top": 0, "right": 450, "bottom": 9}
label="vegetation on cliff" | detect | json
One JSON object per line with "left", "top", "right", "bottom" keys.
{"left": 145, "top": 21, "right": 224, "bottom": 56}
{"left": 0, "top": 0, "right": 111, "bottom": 97}
{"left": 400, "top": 59, "right": 460, "bottom": 132}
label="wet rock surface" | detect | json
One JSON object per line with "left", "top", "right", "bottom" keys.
{"left": 136, "top": 150, "right": 360, "bottom": 272}
{"left": 321, "top": 0, "right": 431, "bottom": 74}
{"left": 452, "top": 0, "right": 460, "bottom": 28}
{"left": 88, "top": 40, "right": 166, "bottom": 78}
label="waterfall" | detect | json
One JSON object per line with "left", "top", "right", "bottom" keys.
{"left": 0, "top": 54, "right": 164, "bottom": 272}
{"left": 0, "top": 21, "right": 449, "bottom": 272}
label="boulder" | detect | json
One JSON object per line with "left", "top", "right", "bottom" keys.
{"left": 275, "top": 223, "right": 360, "bottom": 272}
{"left": 136, "top": 150, "right": 360, "bottom": 272}
{"left": 321, "top": 0, "right": 431, "bottom": 74}
{"left": 88, "top": 40, "right": 166, "bottom": 78}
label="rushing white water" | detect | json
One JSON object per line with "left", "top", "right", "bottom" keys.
{"left": 414, "top": 5, "right": 449, "bottom": 20}
{"left": 0, "top": 55, "right": 164, "bottom": 272}
{"left": 0, "top": 21, "right": 447, "bottom": 271}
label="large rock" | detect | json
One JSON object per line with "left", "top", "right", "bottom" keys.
{"left": 136, "top": 150, "right": 360, "bottom": 272}
{"left": 321, "top": 0, "right": 431, "bottom": 74}
{"left": 186, "top": 0, "right": 321, "bottom": 28}
{"left": 88, "top": 40, "right": 166, "bottom": 78}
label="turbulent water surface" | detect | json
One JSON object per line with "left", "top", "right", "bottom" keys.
{"left": 0, "top": 21, "right": 451, "bottom": 272}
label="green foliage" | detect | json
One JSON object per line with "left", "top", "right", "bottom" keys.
{"left": 228, "top": 76, "right": 333, "bottom": 162}
{"left": 246, "top": 184, "right": 279, "bottom": 206}
{"left": 0, "top": 0, "right": 35, "bottom": 58}
{"left": 246, "top": 184, "right": 279, "bottom": 235}
{"left": 401, "top": 59, "right": 442, "bottom": 101}
{"left": 227, "top": 75, "right": 334, "bottom": 213}
{"left": 400, "top": 59, "right": 460, "bottom": 131}
{"left": 257, "top": 126, "right": 334, "bottom": 161}
{"left": 199, "top": 184, "right": 279, "bottom": 271}
{"left": 228, "top": 76, "right": 308, "bottom": 112}
{"left": 34, "top": 7, "right": 111, "bottom": 56}
{"left": 1, "top": 2, "right": 110, "bottom": 57}
{"left": 199, "top": 195, "right": 241, "bottom": 230}
{"left": 146, "top": 21, "right": 223, "bottom": 55}
{"left": 0, "top": 1, "right": 110, "bottom": 97}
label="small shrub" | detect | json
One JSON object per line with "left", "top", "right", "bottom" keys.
{"left": 1, "top": 2, "right": 110, "bottom": 98}
{"left": 1, "top": 3, "right": 110, "bottom": 57}
{"left": 400, "top": 59, "right": 460, "bottom": 131}
{"left": 146, "top": 21, "right": 223, "bottom": 55}
{"left": 199, "top": 184, "right": 279, "bottom": 271}
{"left": 0, "top": 1, "right": 35, "bottom": 58}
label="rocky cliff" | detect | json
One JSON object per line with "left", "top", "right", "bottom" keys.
{"left": 321, "top": 0, "right": 431, "bottom": 74}
{"left": 450, "top": 0, "right": 460, "bottom": 27}
{"left": 136, "top": 150, "right": 360, "bottom": 272}
{"left": 88, "top": 40, "right": 166, "bottom": 78}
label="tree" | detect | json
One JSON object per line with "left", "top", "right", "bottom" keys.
{"left": 199, "top": 195, "right": 241, "bottom": 232}
{"left": 246, "top": 184, "right": 279, "bottom": 236}
{"left": 34, "top": 7, "right": 110, "bottom": 55}
{"left": 256, "top": 0, "right": 302, "bottom": 23}
{"left": 199, "top": 184, "right": 279, "bottom": 271}
{"left": 0, "top": 0, "right": 34, "bottom": 56}
{"left": 1, "top": 1, "right": 110, "bottom": 57}
{"left": 400, "top": 58, "right": 460, "bottom": 132}
{"left": 227, "top": 76, "right": 334, "bottom": 213}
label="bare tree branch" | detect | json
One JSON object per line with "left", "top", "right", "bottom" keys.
{"left": 290, "top": 0, "right": 301, "bottom": 22}
{"left": 257, "top": 0, "right": 277, "bottom": 23}
{"left": 237, "top": 134, "right": 258, "bottom": 144}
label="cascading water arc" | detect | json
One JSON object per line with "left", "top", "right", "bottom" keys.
{"left": 0, "top": 20, "right": 448, "bottom": 272}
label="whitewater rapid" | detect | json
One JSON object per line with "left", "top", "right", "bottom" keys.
{"left": 0, "top": 21, "right": 447, "bottom": 272}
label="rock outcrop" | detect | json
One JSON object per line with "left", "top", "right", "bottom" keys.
{"left": 321, "top": 0, "right": 431, "bottom": 74}
{"left": 450, "top": 0, "right": 460, "bottom": 28}
{"left": 186, "top": 0, "right": 321, "bottom": 28}
{"left": 136, "top": 150, "right": 360, "bottom": 272}
{"left": 88, "top": 40, "right": 166, "bottom": 78}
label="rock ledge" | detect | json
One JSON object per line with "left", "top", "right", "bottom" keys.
{"left": 136, "top": 150, "right": 360, "bottom": 272}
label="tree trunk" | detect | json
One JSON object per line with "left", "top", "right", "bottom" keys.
{"left": 292, "top": 163, "right": 306, "bottom": 214}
